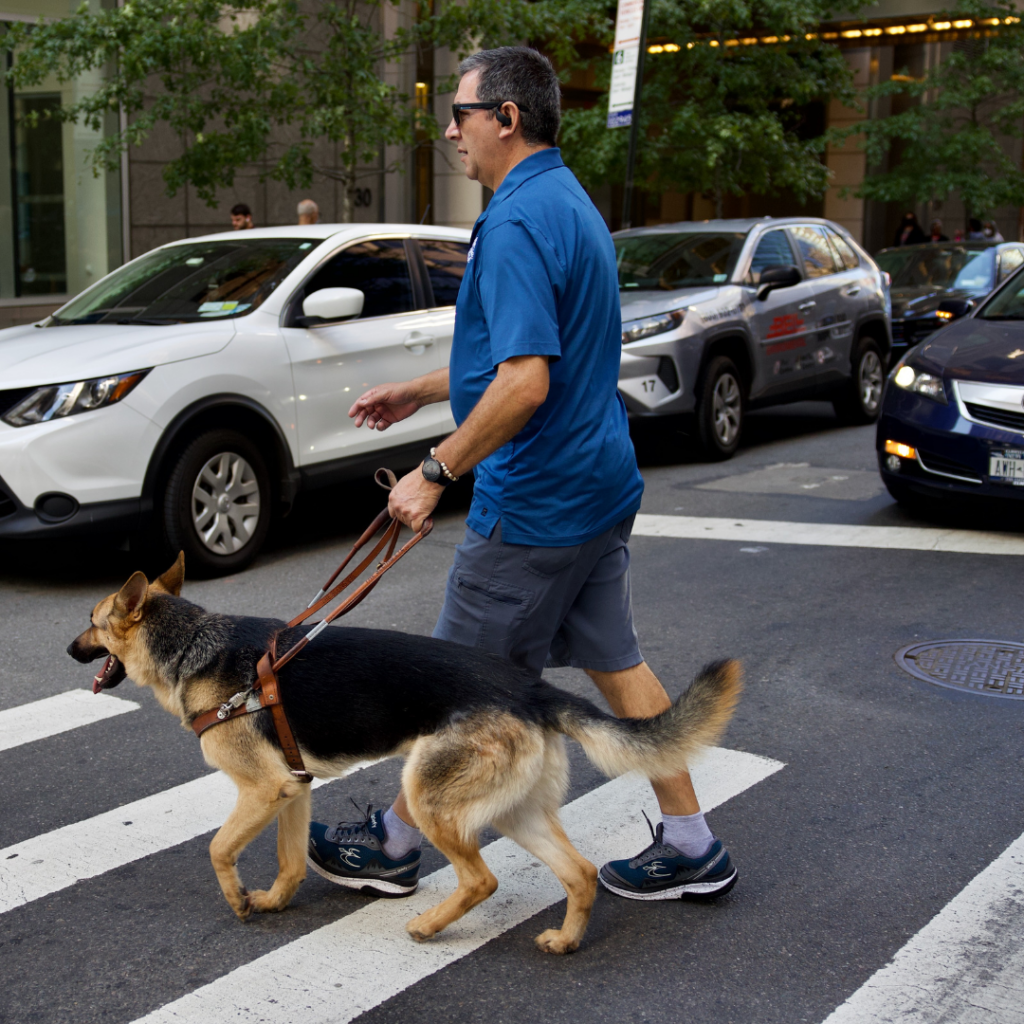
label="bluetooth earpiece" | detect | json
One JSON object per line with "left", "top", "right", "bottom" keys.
{"left": 495, "top": 106, "right": 512, "bottom": 128}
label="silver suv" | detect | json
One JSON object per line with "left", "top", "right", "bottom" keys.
{"left": 615, "top": 217, "right": 891, "bottom": 459}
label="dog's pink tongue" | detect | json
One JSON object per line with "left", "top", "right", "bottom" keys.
{"left": 93, "top": 657, "right": 112, "bottom": 694}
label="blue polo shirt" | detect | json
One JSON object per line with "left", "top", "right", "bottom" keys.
{"left": 450, "top": 147, "right": 643, "bottom": 547}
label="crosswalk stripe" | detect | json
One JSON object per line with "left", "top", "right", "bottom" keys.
{"left": 0, "top": 689, "right": 138, "bottom": 754}
{"left": 633, "top": 513, "right": 1024, "bottom": 556}
{"left": 0, "top": 765, "right": 372, "bottom": 915}
{"left": 821, "top": 829, "right": 1024, "bottom": 1024}
{"left": 131, "top": 747, "right": 784, "bottom": 1024}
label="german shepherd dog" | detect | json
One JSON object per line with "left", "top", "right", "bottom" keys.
{"left": 68, "top": 554, "right": 741, "bottom": 954}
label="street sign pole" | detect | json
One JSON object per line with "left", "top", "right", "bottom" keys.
{"left": 615, "top": 0, "right": 651, "bottom": 230}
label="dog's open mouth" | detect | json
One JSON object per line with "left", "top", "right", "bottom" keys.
{"left": 93, "top": 654, "right": 127, "bottom": 693}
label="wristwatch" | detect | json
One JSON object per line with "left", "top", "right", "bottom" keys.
{"left": 422, "top": 456, "right": 452, "bottom": 487}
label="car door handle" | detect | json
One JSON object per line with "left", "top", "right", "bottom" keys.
{"left": 844, "top": 287, "right": 861, "bottom": 296}
{"left": 403, "top": 332, "right": 436, "bottom": 351}
{"left": 798, "top": 301, "right": 816, "bottom": 311}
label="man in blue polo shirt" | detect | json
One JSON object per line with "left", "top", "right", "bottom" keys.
{"left": 307, "top": 47, "right": 737, "bottom": 906}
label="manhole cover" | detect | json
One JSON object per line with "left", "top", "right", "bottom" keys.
{"left": 895, "top": 640, "right": 1024, "bottom": 699}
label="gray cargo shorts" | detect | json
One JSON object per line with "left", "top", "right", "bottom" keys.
{"left": 432, "top": 515, "right": 642, "bottom": 676}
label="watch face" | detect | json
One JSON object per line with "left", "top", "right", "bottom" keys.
{"left": 422, "top": 458, "right": 442, "bottom": 483}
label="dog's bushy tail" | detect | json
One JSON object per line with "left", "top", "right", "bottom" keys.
{"left": 555, "top": 660, "right": 742, "bottom": 781}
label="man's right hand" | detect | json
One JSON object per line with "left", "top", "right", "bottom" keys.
{"left": 348, "top": 381, "right": 421, "bottom": 430}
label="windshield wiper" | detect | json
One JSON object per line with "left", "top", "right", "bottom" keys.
{"left": 979, "top": 315, "right": 1024, "bottom": 321}
{"left": 114, "top": 318, "right": 181, "bottom": 326}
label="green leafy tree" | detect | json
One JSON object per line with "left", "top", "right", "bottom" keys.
{"left": 560, "top": 0, "right": 859, "bottom": 218}
{"left": 6, "top": 0, "right": 605, "bottom": 220}
{"left": 830, "top": 0, "right": 1024, "bottom": 224}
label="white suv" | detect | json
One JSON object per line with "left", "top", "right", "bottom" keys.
{"left": 0, "top": 225, "right": 471, "bottom": 575}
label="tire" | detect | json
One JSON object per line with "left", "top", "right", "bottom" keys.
{"left": 833, "top": 339, "right": 884, "bottom": 425}
{"left": 161, "top": 429, "right": 272, "bottom": 578}
{"left": 696, "top": 356, "right": 744, "bottom": 460}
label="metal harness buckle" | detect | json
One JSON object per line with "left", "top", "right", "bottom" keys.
{"left": 216, "top": 689, "right": 253, "bottom": 720}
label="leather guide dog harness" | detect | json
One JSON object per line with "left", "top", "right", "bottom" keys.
{"left": 190, "top": 469, "right": 434, "bottom": 782}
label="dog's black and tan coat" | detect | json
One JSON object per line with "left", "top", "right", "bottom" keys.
{"left": 68, "top": 554, "right": 741, "bottom": 954}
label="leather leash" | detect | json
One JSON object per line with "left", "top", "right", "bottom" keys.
{"left": 191, "top": 469, "right": 434, "bottom": 782}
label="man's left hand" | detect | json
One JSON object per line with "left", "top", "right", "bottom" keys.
{"left": 389, "top": 467, "right": 444, "bottom": 531}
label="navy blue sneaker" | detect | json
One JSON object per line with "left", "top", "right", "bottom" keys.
{"left": 307, "top": 806, "right": 420, "bottom": 897}
{"left": 599, "top": 821, "right": 738, "bottom": 901}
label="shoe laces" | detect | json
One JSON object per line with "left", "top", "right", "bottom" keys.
{"left": 327, "top": 800, "right": 376, "bottom": 841}
{"left": 629, "top": 810, "right": 675, "bottom": 867}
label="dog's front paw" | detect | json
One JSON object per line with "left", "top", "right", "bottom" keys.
{"left": 534, "top": 928, "right": 579, "bottom": 955}
{"left": 248, "top": 889, "right": 286, "bottom": 914}
{"left": 231, "top": 887, "right": 253, "bottom": 921}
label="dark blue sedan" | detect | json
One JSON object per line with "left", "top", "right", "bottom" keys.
{"left": 877, "top": 266, "right": 1024, "bottom": 505}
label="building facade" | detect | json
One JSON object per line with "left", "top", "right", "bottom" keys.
{"left": 1, "top": 0, "right": 1020, "bottom": 329}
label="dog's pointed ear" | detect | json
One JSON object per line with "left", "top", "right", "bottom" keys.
{"left": 114, "top": 571, "right": 149, "bottom": 621}
{"left": 152, "top": 551, "right": 185, "bottom": 596}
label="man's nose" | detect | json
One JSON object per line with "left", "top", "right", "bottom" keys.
{"left": 444, "top": 120, "right": 460, "bottom": 141}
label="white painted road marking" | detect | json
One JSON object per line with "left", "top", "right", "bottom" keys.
{"left": 634, "top": 513, "right": 1024, "bottom": 556}
{"left": 132, "top": 747, "right": 784, "bottom": 1024}
{"left": 0, "top": 689, "right": 138, "bottom": 754}
{"left": 0, "top": 766, "right": 371, "bottom": 915}
{"left": 822, "top": 830, "right": 1024, "bottom": 1024}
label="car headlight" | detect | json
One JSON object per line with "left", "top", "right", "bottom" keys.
{"left": 893, "top": 363, "right": 947, "bottom": 404}
{"left": 2, "top": 369, "right": 150, "bottom": 427}
{"left": 622, "top": 309, "right": 685, "bottom": 345}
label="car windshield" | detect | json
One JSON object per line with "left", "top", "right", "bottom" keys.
{"left": 977, "top": 269, "right": 1024, "bottom": 320}
{"left": 616, "top": 232, "right": 746, "bottom": 290}
{"left": 50, "top": 238, "right": 316, "bottom": 325}
{"left": 876, "top": 246, "right": 994, "bottom": 291}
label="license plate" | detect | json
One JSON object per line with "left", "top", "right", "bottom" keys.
{"left": 989, "top": 449, "right": 1024, "bottom": 485}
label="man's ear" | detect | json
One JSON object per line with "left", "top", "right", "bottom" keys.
{"left": 152, "top": 551, "right": 185, "bottom": 596}
{"left": 114, "top": 572, "right": 149, "bottom": 621}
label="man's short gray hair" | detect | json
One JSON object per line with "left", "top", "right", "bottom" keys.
{"left": 297, "top": 198, "right": 319, "bottom": 217}
{"left": 458, "top": 47, "right": 560, "bottom": 147}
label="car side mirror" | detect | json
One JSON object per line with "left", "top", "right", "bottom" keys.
{"left": 298, "top": 287, "right": 365, "bottom": 327}
{"left": 756, "top": 264, "right": 802, "bottom": 301}
{"left": 937, "top": 298, "right": 974, "bottom": 321}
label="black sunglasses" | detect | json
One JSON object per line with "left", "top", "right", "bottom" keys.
{"left": 451, "top": 101, "right": 529, "bottom": 125}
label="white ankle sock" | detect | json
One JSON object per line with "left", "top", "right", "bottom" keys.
{"left": 661, "top": 811, "right": 714, "bottom": 858}
{"left": 382, "top": 805, "right": 421, "bottom": 859}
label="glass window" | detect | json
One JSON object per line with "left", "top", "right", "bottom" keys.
{"left": 979, "top": 270, "right": 1024, "bottom": 319}
{"left": 789, "top": 225, "right": 838, "bottom": 278}
{"left": 998, "top": 248, "right": 1024, "bottom": 282}
{"left": 747, "top": 230, "right": 794, "bottom": 284}
{"left": 615, "top": 232, "right": 746, "bottom": 290}
{"left": 826, "top": 229, "right": 860, "bottom": 270}
{"left": 305, "top": 239, "right": 414, "bottom": 318}
{"left": 419, "top": 239, "right": 469, "bottom": 307}
{"left": 51, "top": 238, "right": 314, "bottom": 325}
{"left": 882, "top": 246, "right": 994, "bottom": 292}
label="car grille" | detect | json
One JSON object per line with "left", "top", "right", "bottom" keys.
{"left": 916, "top": 448, "right": 982, "bottom": 483}
{"left": 0, "top": 387, "right": 35, "bottom": 420}
{"left": 891, "top": 318, "right": 940, "bottom": 349}
{"left": 964, "top": 402, "right": 1024, "bottom": 433}
{"left": 0, "top": 484, "right": 16, "bottom": 520}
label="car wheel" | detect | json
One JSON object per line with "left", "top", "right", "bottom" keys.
{"left": 883, "top": 477, "right": 932, "bottom": 513}
{"left": 697, "top": 356, "right": 744, "bottom": 460}
{"left": 162, "top": 430, "right": 272, "bottom": 577}
{"left": 833, "top": 340, "right": 884, "bottom": 425}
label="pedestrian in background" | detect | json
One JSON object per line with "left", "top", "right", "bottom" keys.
{"left": 230, "top": 203, "right": 254, "bottom": 230}
{"left": 297, "top": 198, "right": 319, "bottom": 225}
{"left": 894, "top": 212, "right": 925, "bottom": 246}
{"left": 306, "top": 45, "right": 739, "bottom": 906}
{"left": 929, "top": 219, "right": 948, "bottom": 242}
{"left": 967, "top": 218, "right": 986, "bottom": 240}
{"left": 983, "top": 220, "right": 1004, "bottom": 242}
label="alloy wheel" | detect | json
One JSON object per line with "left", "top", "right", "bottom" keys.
{"left": 859, "top": 350, "right": 884, "bottom": 413}
{"left": 712, "top": 373, "right": 742, "bottom": 446}
{"left": 191, "top": 451, "right": 262, "bottom": 555}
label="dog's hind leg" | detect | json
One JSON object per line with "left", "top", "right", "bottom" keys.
{"left": 493, "top": 736, "right": 598, "bottom": 954}
{"left": 209, "top": 776, "right": 304, "bottom": 920}
{"left": 248, "top": 781, "right": 312, "bottom": 914}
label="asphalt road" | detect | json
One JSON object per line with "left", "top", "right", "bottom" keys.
{"left": 3, "top": 403, "right": 1024, "bottom": 1024}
